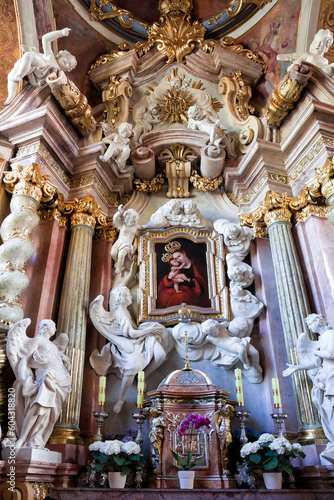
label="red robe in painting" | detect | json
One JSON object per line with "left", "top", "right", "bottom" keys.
{"left": 156, "top": 263, "right": 210, "bottom": 309}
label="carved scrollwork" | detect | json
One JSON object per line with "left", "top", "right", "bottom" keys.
{"left": 3, "top": 164, "right": 57, "bottom": 204}
{"left": 190, "top": 170, "right": 223, "bottom": 192}
{"left": 134, "top": 173, "right": 165, "bottom": 193}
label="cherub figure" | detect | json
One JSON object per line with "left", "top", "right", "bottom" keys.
{"left": 99, "top": 122, "right": 133, "bottom": 173}
{"left": 166, "top": 256, "right": 191, "bottom": 294}
{"left": 111, "top": 204, "right": 142, "bottom": 275}
{"left": 132, "top": 105, "right": 160, "bottom": 144}
{"left": 283, "top": 313, "right": 334, "bottom": 462}
{"left": 89, "top": 285, "right": 172, "bottom": 413}
{"left": 213, "top": 219, "right": 253, "bottom": 259}
{"left": 277, "top": 29, "right": 334, "bottom": 78}
{"left": 5, "top": 28, "right": 77, "bottom": 105}
{"left": 4, "top": 318, "right": 71, "bottom": 451}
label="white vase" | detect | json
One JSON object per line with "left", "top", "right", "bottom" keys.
{"left": 263, "top": 472, "right": 282, "bottom": 489}
{"left": 108, "top": 471, "right": 127, "bottom": 488}
{"left": 178, "top": 470, "right": 195, "bottom": 489}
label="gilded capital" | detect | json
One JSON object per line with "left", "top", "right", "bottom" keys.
{"left": 264, "top": 207, "right": 292, "bottom": 225}
{"left": 315, "top": 157, "right": 334, "bottom": 202}
{"left": 70, "top": 212, "right": 96, "bottom": 229}
{"left": 3, "top": 164, "right": 58, "bottom": 204}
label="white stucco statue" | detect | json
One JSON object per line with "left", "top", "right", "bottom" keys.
{"left": 111, "top": 204, "right": 141, "bottom": 276}
{"left": 5, "top": 28, "right": 77, "bottom": 105}
{"left": 277, "top": 29, "right": 334, "bottom": 78}
{"left": 132, "top": 105, "right": 160, "bottom": 145}
{"left": 89, "top": 285, "right": 173, "bottom": 413}
{"left": 213, "top": 219, "right": 253, "bottom": 259}
{"left": 283, "top": 313, "right": 334, "bottom": 463}
{"left": 5, "top": 318, "right": 71, "bottom": 451}
{"left": 202, "top": 319, "right": 263, "bottom": 383}
{"left": 143, "top": 199, "right": 212, "bottom": 229}
{"left": 187, "top": 105, "right": 237, "bottom": 158}
{"left": 227, "top": 254, "right": 254, "bottom": 288}
{"left": 99, "top": 122, "right": 133, "bottom": 173}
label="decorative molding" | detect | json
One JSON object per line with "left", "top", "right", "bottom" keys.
{"left": 90, "top": 0, "right": 148, "bottom": 30}
{"left": 3, "top": 163, "right": 58, "bottom": 204}
{"left": 190, "top": 170, "right": 223, "bottom": 192}
{"left": 134, "top": 173, "right": 165, "bottom": 193}
{"left": 89, "top": 43, "right": 131, "bottom": 70}
{"left": 220, "top": 36, "right": 267, "bottom": 68}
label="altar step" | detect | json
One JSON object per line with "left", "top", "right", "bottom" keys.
{"left": 49, "top": 488, "right": 333, "bottom": 499}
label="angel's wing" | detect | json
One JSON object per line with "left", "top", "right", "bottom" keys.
{"left": 53, "top": 333, "right": 69, "bottom": 353}
{"left": 6, "top": 318, "right": 32, "bottom": 378}
{"left": 100, "top": 121, "right": 114, "bottom": 137}
{"left": 296, "top": 332, "right": 319, "bottom": 367}
{"left": 89, "top": 295, "right": 134, "bottom": 354}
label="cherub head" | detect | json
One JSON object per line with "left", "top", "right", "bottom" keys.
{"left": 110, "top": 284, "right": 132, "bottom": 308}
{"left": 56, "top": 50, "right": 77, "bottom": 72}
{"left": 166, "top": 199, "right": 182, "bottom": 215}
{"left": 37, "top": 319, "right": 56, "bottom": 338}
{"left": 201, "top": 319, "right": 220, "bottom": 337}
{"left": 124, "top": 208, "right": 139, "bottom": 226}
{"left": 305, "top": 313, "right": 328, "bottom": 333}
{"left": 118, "top": 122, "right": 133, "bottom": 138}
{"left": 188, "top": 105, "right": 204, "bottom": 121}
{"left": 183, "top": 200, "right": 197, "bottom": 215}
{"left": 224, "top": 223, "right": 240, "bottom": 240}
{"left": 309, "top": 29, "right": 333, "bottom": 56}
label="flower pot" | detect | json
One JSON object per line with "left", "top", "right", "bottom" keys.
{"left": 178, "top": 470, "right": 195, "bottom": 489}
{"left": 263, "top": 472, "right": 282, "bottom": 489}
{"left": 108, "top": 471, "right": 127, "bottom": 488}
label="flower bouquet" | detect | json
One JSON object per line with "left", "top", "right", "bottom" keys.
{"left": 240, "top": 433, "right": 305, "bottom": 476}
{"left": 89, "top": 438, "right": 145, "bottom": 476}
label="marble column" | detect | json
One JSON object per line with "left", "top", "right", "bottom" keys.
{"left": 51, "top": 206, "right": 96, "bottom": 444}
{"left": 264, "top": 207, "right": 323, "bottom": 441}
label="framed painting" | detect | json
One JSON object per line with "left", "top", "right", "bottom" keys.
{"left": 138, "top": 228, "right": 228, "bottom": 324}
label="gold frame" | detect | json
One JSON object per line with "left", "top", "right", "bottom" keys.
{"left": 138, "top": 228, "right": 228, "bottom": 324}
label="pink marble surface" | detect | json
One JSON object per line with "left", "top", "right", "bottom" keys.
{"left": 48, "top": 488, "right": 334, "bottom": 500}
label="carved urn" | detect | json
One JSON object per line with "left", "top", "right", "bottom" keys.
{"left": 146, "top": 367, "right": 236, "bottom": 489}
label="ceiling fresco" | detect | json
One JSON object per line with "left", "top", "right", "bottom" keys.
{"left": 77, "top": 0, "right": 277, "bottom": 41}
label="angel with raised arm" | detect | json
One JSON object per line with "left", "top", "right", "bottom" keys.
{"left": 111, "top": 204, "right": 142, "bottom": 276}
{"left": 5, "top": 28, "right": 77, "bottom": 105}
{"left": 5, "top": 318, "right": 71, "bottom": 451}
{"left": 283, "top": 314, "right": 334, "bottom": 462}
{"left": 89, "top": 284, "right": 173, "bottom": 413}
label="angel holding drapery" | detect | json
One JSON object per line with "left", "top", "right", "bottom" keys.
{"left": 4, "top": 318, "right": 71, "bottom": 451}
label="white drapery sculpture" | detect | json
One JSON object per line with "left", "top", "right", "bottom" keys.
{"left": 89, "top": 285, "right": 173, "bottom": 413}
{"left": 283, "top": 313, "right": 334, "bottom": 464}
{"left": 5, "top": 318, "right": 71, "bottom": 451}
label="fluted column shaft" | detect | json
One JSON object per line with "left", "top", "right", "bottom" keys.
{"left": 266, "top": 211, "right": 323, "bottom": 440}
{"left": 52, "top": 212, "right": 95, "bottom": 444}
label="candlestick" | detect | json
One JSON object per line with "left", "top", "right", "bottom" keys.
{"left": 132, "top": 408, "right": 147, "bottom": 488}
{"left": 137, "top": 371, "right": 145, "bottom": 408}
{"left": 271, "top": 412, "right": 288, "bottom": 438}
{"left": 98, "top": 376, "right": 106, "bottom": 406}
{"left": 272, "top": 377, "right": 281, "bottom": 408}
{"left": 234, "top": 368, "right": 244, "bottom": 406}
{"left": 235, "top": 410, "right": 250, "bottom": 445}
{"left": 92, "top": 409, "right": 109, "bottom": 442}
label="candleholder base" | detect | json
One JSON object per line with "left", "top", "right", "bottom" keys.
{"left": 92, "top": 409, "right": 109, "bottom": 442}
{"left": 271, "top": 412, "right": 288, "bottom": 439}
{"left": 234, "top": 410, "right": 250, "bottom": 445}
{"left": 132, "top": 407, "right": 148, "bottom": 488}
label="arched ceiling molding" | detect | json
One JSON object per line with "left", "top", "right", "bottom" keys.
{"left": 224, "top": 0, "right": 279, "bottom": 39}
{"left": 295, "top": 1, "right": 321, "bottom": 54}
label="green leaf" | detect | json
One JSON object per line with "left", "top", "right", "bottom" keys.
{"left": 280, "top": 463, "right": 293, "bottom": 474}
{"left": 264, "top": 457, "right": 278, "bottom": 470}
{"left": 113, "top": 455, "right": 126, "bottom": 466}
{"left": 122, "top": 465, "right": 130, "bottom": 476}
{"left": 249, "top": 453, "right": 261, "bottom": 464}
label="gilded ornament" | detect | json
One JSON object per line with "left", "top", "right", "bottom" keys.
{"left": 264, "top": 65, "right": 311, "bottom": 128}
{"left": 70, "top": 212, "right": 96, "bottom": 230}
{"left": 314, "top": 157, "right": 334, "bottom": 201}
{"left": 133, "top": 0, "right": 218, "bottom": 63}
{"left": 38, "top": 208, "right": 68, "bottom": 226}
{"left": 264, "top": 207, "right": 292, "bottom": 225}
{"left": 94, "top": 225, "right": 118, "bottom": 241}
{"left": 4, "top": 227, "right": 33, "bottom": 243}
{"left": 190, "top": 170, "right": 223, "bottom": 192}
{"left": 90, "top": 1, "right": 148, "bottom": 30}
{"left": 0, "top": 295, "right": 22, "bottom": 309}
{"left": 221, "top": 37, "right": 267, "bottom": 69}
{"left": 134, "top": 173, "right": 165, "bottom": 193}
{"left": 160, "top": 143, "right": 195, "bottom": 162}
{"left": 89, "top": 44, "right": 131, "bottom": 70}
{"left": 32, "top": 482, "right": 49, "bottom": 500}
{"left": 101, "top": 76, "right": 132, "bottom": 128}
{"left": 0, "top": 262, "right": 26, "bottom": 274}
{"left": 232, "top": 70, "right": 255, "bottom": 120}
{"left": 3, "top": 164, "right": 57, "bottom": 204}
{"left": 293, "top": 204, "right": 328, "bottom": 223}
{"left": 50, "top": 79, "right": 96, "bottom": 135}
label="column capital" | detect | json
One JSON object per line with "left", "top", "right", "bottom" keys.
{"left": 240, "top": 189, "right": 317, "bottom": 235}
{"left": 3, "top": 164, "right": 57, "bottom": 204}
{"left": 57, "top": 194, "right": 112, "bottom": 231}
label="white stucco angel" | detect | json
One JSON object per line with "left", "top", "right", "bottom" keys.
{"left": 111, "top": 204, "right": 141, "bottom": 276}
{"left": 5, "top": 318, "right": 71, "bottom": 451}
{"left": 89, "top": 285, "right": 173, "bottom": 413}
{"left": 213, "top": 219, "right": 253, "bottom": 260}
{"left": 187, "top": 105, "right": 237, "bottom": 158}
{"left": 283, "top": 314, "right": 334, "bottom": 463}
{"left": 277, "top": 29, "right": 334, "bottom": 78}
{"left": 99, "top": 122, "right": 133, "bottom": 173}
{"left": 5, "top": 28, "right": 77, "bottom": 105}
{"left": 143, "top": 199, "right": 212, "bottom": 230}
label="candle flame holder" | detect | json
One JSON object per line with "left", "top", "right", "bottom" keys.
{"left": 271, "top": 412, "right": 288, "bottom": 439}
{"left": 234, "top": 410, "right": 250, "bottom": 445}
{"left": 132, "top": 407, "right": 147, "bottom": 488}
{"left": 92, "top": 408, "right": 109, "bottom": 442}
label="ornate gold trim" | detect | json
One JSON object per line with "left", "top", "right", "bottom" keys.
{"left": 221, "top": 36, "right": 267, "bottom": 68}
{"left": 38, "top": 208, "right": 68, "bottom": 226}
{"left": 89, "top": 44, "right": 131, "bottom": 70}
{"left": 3, "top": 164, "right": 58, "bottom": 204}
{"left": 90, "top": 0, "right": 148, "bottom": 30}
{"left": 190, "top": 170, "right": 223, "bottom": 191}
{"left": 134, "top": 173, "right": 165, "bottom": 193}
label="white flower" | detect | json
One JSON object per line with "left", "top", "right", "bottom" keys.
{"left": 240, "top": 441, "right": 260, "bottom": 458}
{"left": 257, "top": 433, "right": 275, "bottom": 444}
{"left": 122, "top": 441, "right": 141, "bottom": 455}
{"left": 100, "top": 440, "right": 123, "bottom": 455}
{"left": 89, "top": 441, "right": 103, "bottom": 452}
{"left": 269, "top": 437, "right": 292, "bottom": 454}
{"left": 292, "top": 443, "right": 303, "bottom": 451}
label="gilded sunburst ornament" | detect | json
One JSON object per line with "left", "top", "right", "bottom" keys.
{"left": 155, "top": 87, "right": 194, "bottom": 123}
